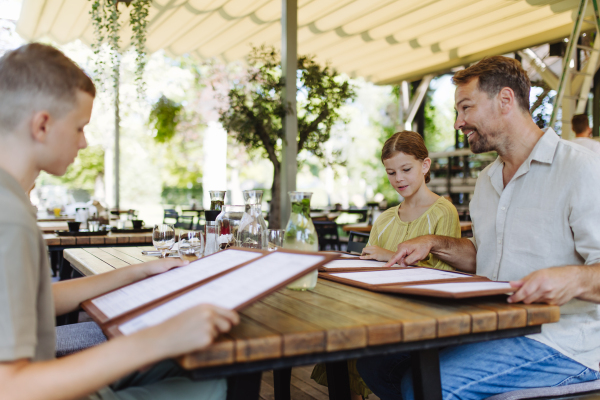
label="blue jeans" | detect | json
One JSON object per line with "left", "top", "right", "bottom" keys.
{"left": 356, "top": 337, "right": 600, "bottom": 400}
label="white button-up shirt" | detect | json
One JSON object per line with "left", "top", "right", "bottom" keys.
{"left": 470, "top": 128, "right": 600, "bottom": 370}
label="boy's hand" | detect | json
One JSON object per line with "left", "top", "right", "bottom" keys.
{"left": 360, "top": 246, "right": 396, "bottom": 262}
{"left": 147, "top": 304, "right": 240, "bottom": 358}
{"left": 139, "top": 258, "right": 190, "bottom": 278}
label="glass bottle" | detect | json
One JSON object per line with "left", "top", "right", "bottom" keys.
{"left": 209, "top": 190, "right": 226, "bottom": 211}
{"left": 215, "top": 205, "right": 245, "bottom": 250}
{"left": 238, "top": 190, "right": 268, "bottom": 249}
{"left": 283, "top": 191, "right": 319, "bottom": 290}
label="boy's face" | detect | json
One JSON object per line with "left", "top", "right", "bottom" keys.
{"left": 37, "top": 90, "right": 93, "bottom": 176}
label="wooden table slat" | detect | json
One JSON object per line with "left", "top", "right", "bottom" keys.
{"left": 63, "top": 249, "right": 116, "bottom": 276}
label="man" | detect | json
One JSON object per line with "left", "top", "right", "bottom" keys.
{"left": 0, "top": 43, "right": 239, "bottom": 400}
{"left": 356, "top": 56, "right": 600, "bottom": 400}
{"left": 571, "top": 113, "right": 600, "bottom": 154}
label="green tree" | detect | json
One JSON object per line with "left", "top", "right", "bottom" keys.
{"left": 218, "top": 46, "right": 356, "bottom": 228}
{"left": 59, "top": 145, "right": 105, "bottom": 191}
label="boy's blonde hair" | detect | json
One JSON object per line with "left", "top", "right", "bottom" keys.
{"left": 0, "top": 43, "right": 96, "bottom": 135}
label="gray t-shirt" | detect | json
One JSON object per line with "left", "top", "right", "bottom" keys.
{"left": 0, "top": 168, "right": 55, "bottom": 362}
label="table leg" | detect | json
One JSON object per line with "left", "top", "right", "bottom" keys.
{"left": 411, "top": 349, "right": 442, "bottom": 400}
{"left": 49, "top": 250, "right": 58, "bottom": 277}
{"left": 58, "top": 253, "right": 73, "bottom": 281}
{"left": 273, "top": 367, "right": 291, "bottom": 400}
{"left": 326, "top": 360, "right": 351, "bottom": 400}
{"left": 226, "top": 372, "right": 261, "bottom": 400}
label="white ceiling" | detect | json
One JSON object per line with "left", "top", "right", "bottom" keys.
{"left": 16, "top": 0, "right": 595, "bottom": 84}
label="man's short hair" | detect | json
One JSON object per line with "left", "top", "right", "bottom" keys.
{"left": 0, "top": 43, "right": 95, "bottom": 135}
{"left": 452, "top": 56, "right": 531, "bottom": 113}
{"left": 571, "top": 114, "right": 590, "bottom": 134}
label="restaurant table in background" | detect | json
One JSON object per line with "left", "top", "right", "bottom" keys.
{"left": 38, "top": 221, "right": 69, "bottom": 232}
{"left": 63, "top": 247, "right": 559, "bottom": 400}
{"left": 45, "top": 232, "right": 152, "bottom": 281}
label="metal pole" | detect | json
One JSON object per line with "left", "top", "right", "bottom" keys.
{"left": 549, "top": 0, "right": 587, "bottom": 129}
{"left": 280, "top": 0, "right": 297, "bottom": 226}
{"left": 114, "top": 59, "right": 120, "bottom": 211}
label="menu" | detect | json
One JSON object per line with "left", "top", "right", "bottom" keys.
{"left": 319, "top": 266, "right": 511, "bottom": 298}
{"left": 82, "top": 248, "right": 338, "bottom": 338}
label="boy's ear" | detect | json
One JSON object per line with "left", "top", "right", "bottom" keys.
{"left": 30, "top": 110, "right": 51, "bottom": 144}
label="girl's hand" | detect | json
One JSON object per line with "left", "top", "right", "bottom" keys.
{"left": 360, "top": 246, "right": 396, "bottom": 262}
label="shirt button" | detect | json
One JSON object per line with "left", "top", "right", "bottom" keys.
{"left": 498, "top": 239, "right": 502, "bottom": 244}
{"left": 501, "top": 207, "right": 506, "bottom": 211}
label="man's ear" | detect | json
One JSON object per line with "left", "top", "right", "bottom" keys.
{"left": 30, "top": 110, "right": 51, "bottom": 144}
{"left": 498, "top": 87, "right": 515, "bottom": 114}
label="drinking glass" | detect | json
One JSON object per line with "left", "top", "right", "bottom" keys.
{"left": 88, "top": 220, "right": 100, "bottom": 232}
{"left": 179, "top": 230, "right": 204, "bottom": 261}
{"left": 265, "top": 229, "right": 285, "bottom": 251}
{"left": 153, "top": 224, "right": 175, "bottom": 258}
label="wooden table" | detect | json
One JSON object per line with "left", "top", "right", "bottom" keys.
{"left": 343, "top": 221, "right": 473, "bottom": 233}
{"left": 63, "top": 247, "right": 559, "bottom": 400}
{"left": 46, "top": 233, "right": 152, "bottom": 281}
{"left": 38, "top": 221, "right": 69, "bottom": 232}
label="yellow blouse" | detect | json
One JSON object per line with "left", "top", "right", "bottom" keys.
{"left": 367, "top": 197, "right": 461, "bottom": 270}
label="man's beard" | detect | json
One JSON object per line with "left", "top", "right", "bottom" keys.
{"left": 467, "top": 128, "right": 497, "bottom": 154}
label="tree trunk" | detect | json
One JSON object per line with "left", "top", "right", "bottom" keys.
{"left": 269, "top": 162, "right": 282, "bottom": 229}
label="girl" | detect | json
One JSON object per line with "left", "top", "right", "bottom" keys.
{"left": 311, "top": 131, "right": 461, "bottom": 399}
{"left": 361, "top": 130, "right": 460, "bottom": 269}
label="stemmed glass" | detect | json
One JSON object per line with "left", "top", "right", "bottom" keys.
{"left": 179, "top": 230, "right": 204, "bottom": 260}
{"left": 153, "top": 224, "right": 175, "bottom": 258}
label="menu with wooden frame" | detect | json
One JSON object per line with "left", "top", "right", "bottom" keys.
{"left": 82, "top": 247, "right": 338, "bottom": 338}
{"left": 319, "top": 258, "right": 403, "bottom": 272}
{"left": 319, "top": 267, "right": 515, "bottom": 299}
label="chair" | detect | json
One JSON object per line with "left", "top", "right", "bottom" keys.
{"left": 55, "top": 321, "right": 107, "bottom": 357}
{"left": 313, "top": 221, "right": 341, "bottom": 251}
{"left": 163, "top": 209, "right": 179, "bottom": 225}
{"left": 175, "top": 215, "right": 194, "bottom": 230}
{"left": 484, "top": 380, "right": 600, "bottom": 400}
{"left": 347, "top": 231, "right": 370, "bottom": 254}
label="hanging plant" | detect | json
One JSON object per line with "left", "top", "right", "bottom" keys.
{"left": 88, "top": 0, "right": 151, "bottom": 97}
{"left": 149, "top": 95, "right": 183, "bottom": 143}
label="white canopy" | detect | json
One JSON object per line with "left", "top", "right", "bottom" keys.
{"left": 17, "top": 0, "right": 594, "bottom": 84}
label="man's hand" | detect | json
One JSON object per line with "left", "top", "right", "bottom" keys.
{"left": 507, "top": 266, "right": 585, "bottom": 305}
{"left": 384, "top": 236, "right": 434, "bottom": 267}
{"left": 139, "top": 257, "right": 190, "bottom": 278}
{"left": 360, "top": 246, "right": 396, "bottom": 262}
{"left": 148, "top": 304, "right": 240, "bottom": 359}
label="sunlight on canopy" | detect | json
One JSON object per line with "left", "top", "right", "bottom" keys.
{"left": 17, "top": 0, "right": 595, "bottom": 84}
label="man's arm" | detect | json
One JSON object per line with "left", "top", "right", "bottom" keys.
{"left": 384, "top": 235, "right": 477, "bottom": 273}
{"left": 0, "top": 303, "right": 239, "bottom": 400}
{"left": 508, "top": 264, "right": 600, "bottom": 305}
{"left": 53, "top": 258, "right": 188, "bottom": 316}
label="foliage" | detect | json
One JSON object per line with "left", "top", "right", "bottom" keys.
{"left": 291, "top": 198, "right": 311, "bottom": 216}
{"left": 218, "top": 45, "right": 356, "bottom": 227}
{"left": 88, "top": 0, "right": 150, "bottom": 96}
{"left": 149, "top": 95, "right": 183, "bottom": 143}
{"left": 161, "top": 186, "right": 202, "bottom": 206}
{"left": 58, "top": 145, "right": 105, "bottom": 191}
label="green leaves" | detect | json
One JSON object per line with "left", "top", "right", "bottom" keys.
{"left": 291, "top": 198, "right": 311, "bottom": 216}
{"left": 88, "top": 0, "right": 149, "bottom": 97}
{"left": 217, "top": 45, "right": 356, "bottom": 168}
{"left": 149, "top": 96, "right": 183, "bottom": 143}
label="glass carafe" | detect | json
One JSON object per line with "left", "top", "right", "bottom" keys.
{"left": 209, "top": 190, "right": 226, "bottom": 211}
{"left": 216, "top": 205, "right": 245, "bottom": 250}
{"left": 238, "top": 190, "right": 268, "bottom": 249}
{"left": 283, "top": 191, "right": 319, "bottom": 290}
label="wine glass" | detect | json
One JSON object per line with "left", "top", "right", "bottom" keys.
{"left": 153, "top": 224, "right": 175, "bottom": 258}
{"left": 179, "top": 230, "right": 204, "bottom": 261}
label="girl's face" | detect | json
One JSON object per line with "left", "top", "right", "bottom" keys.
{"left": 383, "top": 152, "right": 431, "bottom": 198}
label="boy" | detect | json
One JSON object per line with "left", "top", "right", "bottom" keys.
{"left": 0, "top": 43, "right": 238, "bottom": 400}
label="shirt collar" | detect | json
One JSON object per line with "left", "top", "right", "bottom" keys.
{"left": 487, "top": 127, "right": 559, "bottom": 178}
{"left": 0, "top": 167, "right": 36, "bottom": 217}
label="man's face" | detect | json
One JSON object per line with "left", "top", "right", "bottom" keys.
{"left": 454, "top": 78, "right": 502, "bottom": 154}
{"left": 41, "top": 90, "right": 93, "bottom": 176}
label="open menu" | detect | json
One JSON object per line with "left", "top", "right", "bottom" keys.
{"left": 319, "top": 267, "right": 515, "bottom": 298}
{"left": 319, "top": 258, "right": 401, "bottom": 272}
{"left": 82, "top": 248, "right": 338, "bottom": 338}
